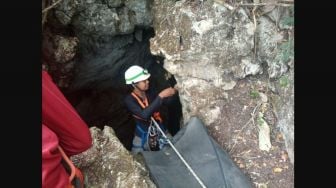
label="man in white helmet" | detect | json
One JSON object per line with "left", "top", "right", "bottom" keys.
{"left": 124, "top": 65, "right": 177, "bottom": 153}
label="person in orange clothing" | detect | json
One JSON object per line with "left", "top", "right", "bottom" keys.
{"left": 123, "top": 65, "right": 177, "bottom": 153}
{"left": 42, "top": 70, "right": 92, "bottom": 188}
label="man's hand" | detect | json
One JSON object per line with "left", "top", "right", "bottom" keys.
{"left": 158, "top": 87, "right": 177, "bottom": 98}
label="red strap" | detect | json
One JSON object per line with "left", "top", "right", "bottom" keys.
{"left": 58, "top": 146, "right": 84, "bottom": 188}
{"left": 153, "top": 112, "right": 163, "bottom": 123}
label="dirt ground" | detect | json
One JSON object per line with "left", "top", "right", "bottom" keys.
{"left": 206, "top": 78, "right": 294, "bottom": 188}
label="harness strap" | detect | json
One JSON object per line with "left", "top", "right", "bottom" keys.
{"left": 133, "top": 123, "right": 153, "bottom": 149}
{"left": 133, "top": 122, "right": 167, "bottom": 150}
{"left": 58, "top": 146, "right": 84, "bottom": 188}
{"left": 131, "top": 92, "right": 162, "bottom": 123}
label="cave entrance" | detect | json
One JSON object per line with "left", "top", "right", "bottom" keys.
{"left": 62, "top": 27, "right": 183, "bottom": 151}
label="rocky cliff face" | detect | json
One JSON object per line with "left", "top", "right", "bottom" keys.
{"left": 149, "top": 1, "right": 293, "bottom": 187}
{"left": 42, "top": 0, "right": 294, "bottom": 187}
{"left": 150, "top": 0, "right": 293, "bottom": 163}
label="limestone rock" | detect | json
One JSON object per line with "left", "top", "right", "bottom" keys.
{"left": 71, "top": 126, "right": 156, "bottom": 188}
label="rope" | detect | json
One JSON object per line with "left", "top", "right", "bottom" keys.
{"left": 150, "top": 117, "right": 207, "bottom": 188}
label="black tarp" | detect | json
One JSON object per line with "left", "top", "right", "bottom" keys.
{"left": 141, "top": 117, "right": 253, "bottom": 188}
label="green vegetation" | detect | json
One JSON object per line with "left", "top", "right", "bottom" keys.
{"left": 279, "top": 75, "right": 289, "bottom": 88}
{"left": 281, "top": 6, "right": 294, "bottom": 27}
{"left": 257, "top": 116, "right": 264, "bottom": 127}
{"left": 278, "top": 38, "right": 294, "bottom": 63}
{"left": 281, "top": 16, "right": 294, "bottom": 27}
{"left": 250, "top": 89, "right": 260, "bottom": 99}
{"left": 278, "top": 6, "right": 294, "bottom": 64}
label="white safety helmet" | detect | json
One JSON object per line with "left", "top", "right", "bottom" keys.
{"left": 124, "top": 65, "right": 151, "bottom": 84}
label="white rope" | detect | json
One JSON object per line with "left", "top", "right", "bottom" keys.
{"left": 150, "top": 117, "right": 207, "bottom": 188}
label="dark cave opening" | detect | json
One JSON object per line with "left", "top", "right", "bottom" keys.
{"left": 61, "top": 27, "right": 183, "bottom": 151}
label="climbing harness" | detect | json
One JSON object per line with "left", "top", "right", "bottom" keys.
{"left": 147, "top": 119, "right": 170, "bottom": 150}
{"left": 132, "top": 119, "right": 169, "bottom": 151}
{"left": 131, "top": 92, "right": 167, "bottom": 151}
{"left": 131, "top": 92, "right": 162, "bottom": 123}
{"left": 147, "top": 121, "right": 160, "bottom": 150}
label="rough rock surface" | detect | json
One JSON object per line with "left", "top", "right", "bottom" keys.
{"left": 71, "top": 126, "right": 156, "bottom": 188}
{"left": 150, "top": 0, "right": 294, "bottom": 187}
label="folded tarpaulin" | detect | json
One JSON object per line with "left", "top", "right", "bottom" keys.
{"left": 141, "top": 117, "right": 253, "bottom": 188}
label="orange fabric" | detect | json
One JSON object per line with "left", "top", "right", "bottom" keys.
{"left": 131, "top": 92, "right": 163, "bottom": 123}
{"left": 73, "top": 168, "right": 84, "bottom": 188}
{"left": 58, "top": 146, "right": 77, "bottom": 183}
{"left": 65, "top": 168, "right": 84, "bottom": 188}
{"left": 59, "top": 145, "right": 84, "bottom": 188}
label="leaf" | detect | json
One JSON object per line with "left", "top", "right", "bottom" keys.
{"left": 258, "top": 113, "right": 272, "bottom": 151}
{"left": 273, "top": 167, "right": 283, "bottom": 173}
{"left": 279, "top": 75, "right": 289, "bottom": 88}
{"left": 250, "top": 89, "right": 260, "bottom": 99}
{"left": 258, "top": 183, "right": 268, "bottom": 188}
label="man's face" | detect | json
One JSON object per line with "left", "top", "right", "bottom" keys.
{"left": 135, "top": 79, "right": 149, "bottom": 91}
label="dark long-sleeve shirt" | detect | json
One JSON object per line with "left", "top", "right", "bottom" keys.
{"left": 124, "top": 91, "right": 162, "bottom": 127}
{"left": 124, "top": 89, "right": 175, "bottom": 129}
{"left": 124, "top": 94, "right": 162, "bottom": 120}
